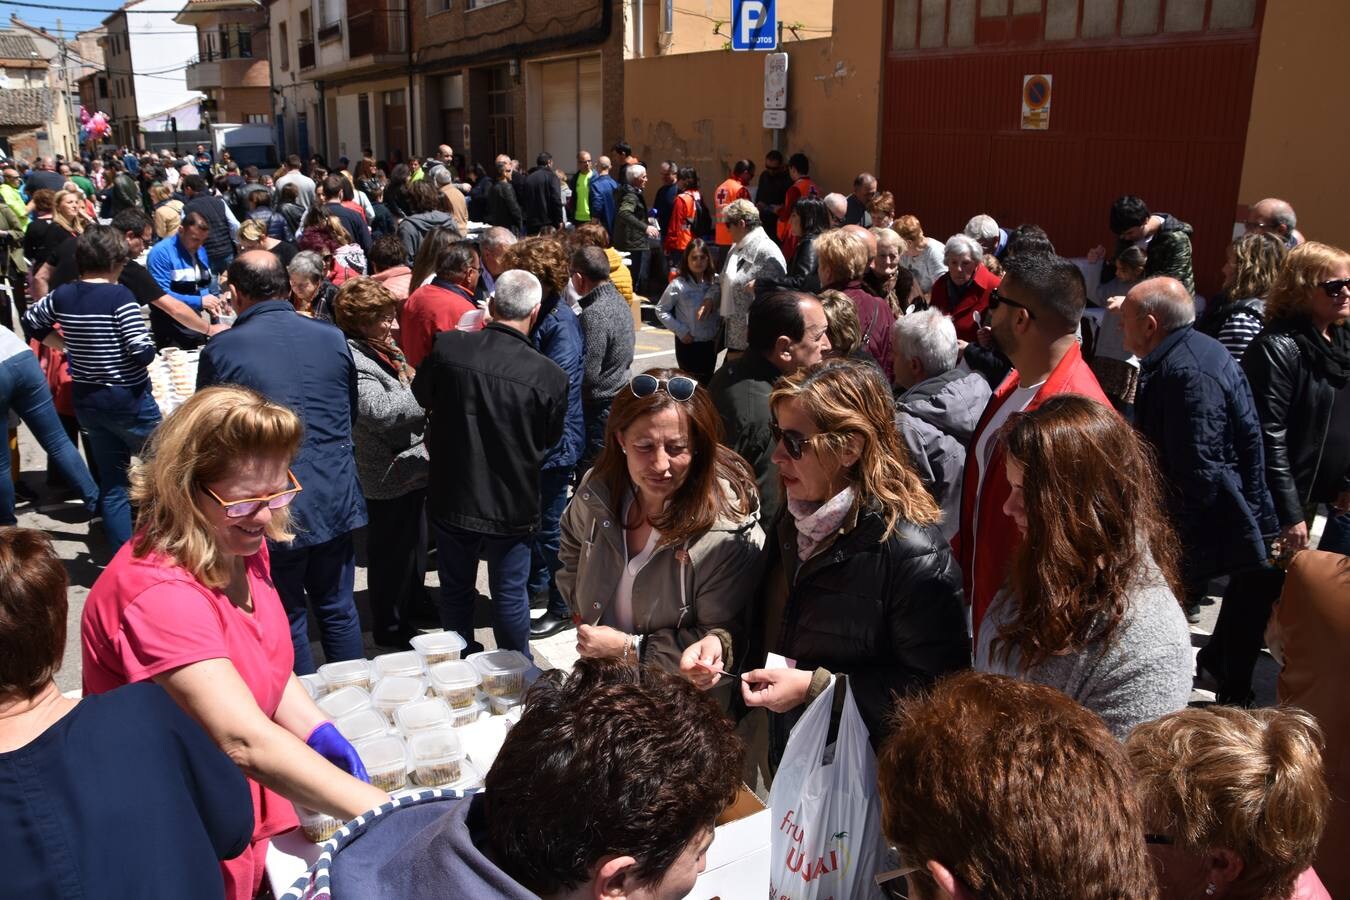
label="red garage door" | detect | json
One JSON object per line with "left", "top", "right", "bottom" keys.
{"left": 881, "top": 0, "right": 1264, "bottom": 297}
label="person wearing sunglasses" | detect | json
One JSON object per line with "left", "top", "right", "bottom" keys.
{"left": 81, "top": 386, "right": 388, "bottom": 900}
{"left": 738, "top": 359, "right": 967, "bottom": 775}
{"left": 1205, "top": 242, "right": 1350, "bottom": 706}
{"left": 555, "top": 369, "right": 763, "bottom": 697}
{"left": 877, "top": 671, "right": 1157, "bottom": 900}
{"left": 1126, "top": 706, "right": 1332, "bottom": 900}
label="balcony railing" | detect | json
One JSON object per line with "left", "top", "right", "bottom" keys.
{"left": 298, "top": 39, "right": 315, "bottom": 69}
{"left": 348, "top": 7, "right": 407, "bottom": 57}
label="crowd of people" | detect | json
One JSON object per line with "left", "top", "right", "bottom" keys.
{"left": 0, "top": 136, "right": 1346, "bottom": 900}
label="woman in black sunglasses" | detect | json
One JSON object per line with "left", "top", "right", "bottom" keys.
{"left": 1204, "top": 241, "right": 1350, "bottom": 705}
{"left": 556, "top": 368, "right": 764, "bottom": 703}
{"left": 738, "top": 358, "right": 968, "bottom": 772}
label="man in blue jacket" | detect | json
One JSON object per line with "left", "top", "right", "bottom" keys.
{"left": 1123, "top": 276, "right": 1277, "bottom": 623}
{"left": 145, "top": 211, "right": 217, "bottom": 349}
{"left": 586, "top": 156, "right": 619, "bottom": 234}
{"left": 197, "top": 251, "right": 368, "bottom": 674}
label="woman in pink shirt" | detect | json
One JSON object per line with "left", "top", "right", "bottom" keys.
{"left": 1127, "top": 706, "right": 1332, "bottom": 900}
{"left": 81, "top": 386, "right": 388, "bottom": 900}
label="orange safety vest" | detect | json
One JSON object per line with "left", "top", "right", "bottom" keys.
{"left": 713, "top": 177, "right": 750, "bottom": 246}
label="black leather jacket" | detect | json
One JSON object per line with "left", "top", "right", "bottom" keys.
{"left": 755, "top": 231, "right": 821, "bottom": 297}
{"left": 747, "top": 504, "right": 970, "bottom": 754}
{"left": 1243, "top": 319, "right": 1350, "bottom": 526}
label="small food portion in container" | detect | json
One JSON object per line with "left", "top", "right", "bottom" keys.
{"left": 316, "top": 685, "right": 372, "bottom": 721}
{"left": 409, "top": 726, "right": 465, "bottom": 787}
{"left": 427, "top": 660, "right": 482, "bottom": 709}
{"left": 468, "top": 649, "right": 531, "bottom": 698}
{"left": 354, "top": 734, "right": 409, "bottom": 793}
{"left": 448, "top": 696, "right": 486, "bottom": 728}
{"left": 333, "top": 707, "right": 390, "bottom": 745}
{"left": 372, "top": 650, "right": 425, "bottom": 681}
{"left": 299, "top": 673, "right": 327, "bottom": 700}
{"left": 370, "top": 675, "right": 427, "bottom": 723}
{"left": 319, "top": 658, "right": 373, "bottom": 692}
{"left": 410, "top": 631, "right": 467, "bottom": 667}
{"left": 487, "top": 693, "right": 522, "bottom": 716}
{"left": 294, "top": 804, "right": 343, "bottom": 844}
{"left": 395, "top": 697, "right": 453, "bottom": 736}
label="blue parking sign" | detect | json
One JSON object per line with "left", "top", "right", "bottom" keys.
{"left": 731, "top": 0, "right": 777, "bottom": 51}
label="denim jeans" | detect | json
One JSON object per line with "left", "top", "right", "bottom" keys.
{"left": 576, "top": 398, "right": 612, "bottom": 482}
{"left": 74, "top": 389, "right": 161, "bottom": 549}
{"left": 432, "top": 519, "right": 533, "bottom": 659}
{"left": 528, "top": 467, "right": 573, "bottom": 619}
{"left": 0, "top": 351, "right": 99, "bottom": 524}
{"left": 269, "top": 531, "right": 365, "bottom": 675}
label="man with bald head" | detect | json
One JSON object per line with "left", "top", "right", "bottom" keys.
{"left": 1245, "top": 197, "right": 1304, "bottom": 248}
{"left": 25, "top": 155, "right": 65, "bottom": 193}
{"left": 843, "top": 223, "right": 877, "bottom": 264}
{"left": 1123, "top": 275, "right": 1275, "bottom": 623}
{"left": 844, "top": 173, "right": 876, "bottom": 226}
{"left": 823, "top": 193, "right": 848, "bottom": 228}
{"left": 197, "top": 249, "right": 368, "bottom": 674}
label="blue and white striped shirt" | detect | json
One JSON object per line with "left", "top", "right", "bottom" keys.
{"left": 23, "top": 280, "right": 158, "bottom": 410}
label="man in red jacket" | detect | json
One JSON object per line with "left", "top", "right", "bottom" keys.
{"left": 955, "top": 253, "right": 1110, "bottom": 638}
{"left": 776, "top": 152, "right": 818, "bottom": 261}
{"left": 399, "top": 242, "right": 479, "bottom": 368}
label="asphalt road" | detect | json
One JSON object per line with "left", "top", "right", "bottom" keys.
{"left": 9, "top": 315, "right": 1278, "bottom": 706}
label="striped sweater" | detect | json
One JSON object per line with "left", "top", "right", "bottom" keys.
{"left": 24, "top": 280, "right": 157, "bottom": 410}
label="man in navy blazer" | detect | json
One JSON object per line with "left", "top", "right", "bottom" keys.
{"left": 197, "top": 251, "right": 369, "bottom": 674}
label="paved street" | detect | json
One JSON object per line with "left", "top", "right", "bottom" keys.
{"left": 10, "top": 315, "right": 1279, "bottom": 706}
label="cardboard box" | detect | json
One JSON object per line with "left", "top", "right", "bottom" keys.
{"left": 690, "top": 786, "right": 771, "bottom": 898}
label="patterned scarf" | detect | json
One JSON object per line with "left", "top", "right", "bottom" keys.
{"left": 787, "top": 486, "right": 856, "bottom": 561}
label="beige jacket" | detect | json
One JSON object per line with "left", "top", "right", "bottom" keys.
{"left": 557, "top": 471, "right": 765, "bottom": 678}
{"left": 439, "top": 184, "right": 469, "bottom": 232}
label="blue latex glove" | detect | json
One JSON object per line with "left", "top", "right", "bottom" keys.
{"left": 306, "top": 722, "right": 370, "bottom": 783}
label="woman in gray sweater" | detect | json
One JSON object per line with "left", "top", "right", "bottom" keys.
{"left": 333, "top": 277, "right": 430, "bottom": 649}
{"left": 975, "top": 395, "right": 1192, "bottom": 738}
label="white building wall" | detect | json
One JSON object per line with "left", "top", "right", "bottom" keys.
{"left": 126, "top": 0, "right": 201, "bottom": 119}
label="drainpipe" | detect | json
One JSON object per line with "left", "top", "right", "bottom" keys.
{"left": 316, "top": 79, "right": 327, "bottom": 159}
{"left": 633, "top": 0, "right": 643, "bottom": 58}
{"left": 406, "top": 0, "right": 416, "bottom": 152}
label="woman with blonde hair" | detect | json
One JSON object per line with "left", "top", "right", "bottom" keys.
{"left": 81, "top": 386, "right": 387, "bottom": 900}
{"left": 1126, "top": 705, "right": 1332, "bottom": 900}
{"left": 1199, "top": 231, "right": 1287, "bottom": 361}
{"left": 739, "top": 358, "right": 967, "bottom": 766}
{"left": 237, "top": 217, "right": 299, "bottom": 268}
{"left": 150, "top": 181, "right": 183, "bottom": 239}
{"left": 978, "top": 394, "right": 1192, "bottom": 737}
{"left": 815, "top": 228, "right": 895, "bottom": 378}
{"left": 42, "top": 188, "right": 87, "bottom": 263}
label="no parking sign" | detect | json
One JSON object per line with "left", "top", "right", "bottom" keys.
{"left": 1021, "top": 74, "right": 1052, "bottom": 130}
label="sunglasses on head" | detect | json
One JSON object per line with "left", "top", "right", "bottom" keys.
{"left": 1319, "top": 278, "right": 1350, "bottom": 298}
{"left": 202, "top": 469, "right": 303, "bottom": 518}
{"left": 769, "top": 421, "right": 826, "bottom": 460}
{"left": 988, "top": 288, "right": 1036, "bottom": 319}
{"left": 630, "top": 374, "right": 697, "bottom": 402}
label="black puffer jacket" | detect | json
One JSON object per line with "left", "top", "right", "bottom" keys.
{"left": 748, "top": 504, "right": 970, "bottom": 753}
{"left": 1243, "top": 318, "right": 1350, "bottom": 527}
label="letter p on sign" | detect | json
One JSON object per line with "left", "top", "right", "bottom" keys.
{"left": 733, "top": 0, "right": 777, "bottom": 51}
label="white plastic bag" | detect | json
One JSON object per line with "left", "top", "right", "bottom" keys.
{"left": 768, "top": 676, "right": 887, "bottom": 900}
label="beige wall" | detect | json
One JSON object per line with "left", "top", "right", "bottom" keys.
{"left": 622, "top": 0, "right": 882, "bottom": 198}
{"left": 1239, "top": 0, "right": 1350, "bottom": 250}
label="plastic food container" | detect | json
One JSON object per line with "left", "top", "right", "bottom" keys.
{"left": 316, "top": 685, "right": 372, "bottom": 721}
{"left": 428, "top": 660, "right": 482, "bottom": 709}
{"left": 299, "top": 673, "right": 327, "bottom": 700}
{"left": 487, "top": 693, "right": 522, "bottom": 716}
{"left": 354, "top": 734, "right": 409, "bottom": 793}
{"left": 410, "top": 631, "right": 467, "bottom": 667}
{"left": 448, "top": 696, "right": 486, "bottom": 728}
{"left": 334, "top": 708, "right": 389, "bottom": 745}
{"left": 370, "top": 675, "right": 427, "bottom": 723}
{"left": 469, "top": 650, "right": 530, "bottom": 698}
{"left": 295, "top": 804, "right": 342, "bottom": 844}
{"left": 372, "top": 651, "right": 425, "bottom": 681}
{"left": 408, "top": 727, "right": 465, "bottom": 787}
{"left": 395, "top": 697, "right": 453, "bottom": 736}
{"left": 319, "top": 659, "right": 373, "bottom": 692}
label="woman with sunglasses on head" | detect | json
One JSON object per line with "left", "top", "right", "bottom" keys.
{"left": 81, "top": 386, "right": 388, "bottom": 900}
{"left": 556, "top": 368, "right": 764, "bottom": 701}
{"left": 1200, "top": 242, "right": 1350, "bottom": 705}
{"left": 739, "top": 358, "right": 968, "bottom": 771}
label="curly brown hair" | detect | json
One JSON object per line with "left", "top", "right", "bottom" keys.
{"left": 1225, "top": 231, "right": 1286, "bottom": 301}
{"left": 501, "top": 236, "right": 570, "bottom": 296}
{"left": 996, "top": 395, "right": 1182, "bottom": 669}
{"left": 879, "top": 671, "right": 1157, "bottom": 900}
{"left": 332, "top": 276, "right": 397, "bottom": 338}
{"left": 484, "top": 659, "right": 743, "bottom": 893}
{"left": 570, "top": 221, "right": 612, "bottom": 250}
{"left": 29, "top": 188, "right": 55, "bottom": 214}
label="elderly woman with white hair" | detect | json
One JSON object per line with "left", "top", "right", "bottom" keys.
{"left": 892, "top": 308, "right": 992, "bottom": 539}
{"left": 718, "top": 198, "right": 786, "bottom": 355}
{"left": 930, "top": 232, "right": 1001, "bottom": 343}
